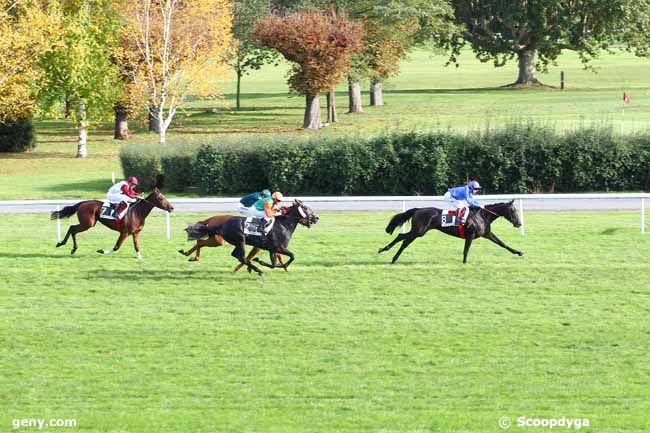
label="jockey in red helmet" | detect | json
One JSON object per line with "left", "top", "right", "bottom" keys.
{"left": 106, "top": 176, "right": 141, "bottom": 219}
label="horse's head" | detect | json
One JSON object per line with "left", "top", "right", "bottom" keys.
{"left": 501, "top": 200, "right": 521, "bottom": 228}
{"left": 293, "top": 199, "right": 319, "bottom": 228}
{"left": 146, "top": 187, "right": 174, "bottom": 213}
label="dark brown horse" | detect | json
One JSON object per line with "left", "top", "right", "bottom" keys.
{"left": 379, "top": 201, "right": 523, "bottom": 263}
{"left": 178, "top": 214, "right": 287, "bottom": 271}
{"left": 51, "top": 188, "right": 174, "bottom": 258}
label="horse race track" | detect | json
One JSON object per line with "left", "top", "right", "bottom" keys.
{"left": 2, "top": 211, "right": 649, "bottom": 433}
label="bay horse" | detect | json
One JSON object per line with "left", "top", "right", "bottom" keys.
{"left": 50, "top": 187, "right": 174, "bottom": 258}
{"left": 378, "top": 200, "right": 523, "bottom": 263}
{"left": 178, "top": 214, "right": 287, "bottom": 271}
{"left": 184, "top": 200, "right": 319, "bottom": 276}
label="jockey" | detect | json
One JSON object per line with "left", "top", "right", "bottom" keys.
{"left": 443, "top": 179, "right": 482, "bottom": 224}
{"left": 239, "top": 191, "right": 284, "bottom": 235}
{"left": 236, "top": 189, "right": 271, "bottom": 214}
{"left": 107, "top": 176, "right": 140, "bottom": 219}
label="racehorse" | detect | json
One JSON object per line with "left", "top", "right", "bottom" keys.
{"left": 378, "top": 200, "right": 523, "bottom": 264}
{"left": 50, "top": 187, "right": 174, "bottom": 258}
{"left": 184, "top": 200, "right": 319, "bottom": 276}
{"left": 178, "top": 214, "right": 287, "bottom": 271}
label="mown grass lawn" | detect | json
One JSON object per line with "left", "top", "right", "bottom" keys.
{"left": 1, "top": 49, "right": 650, "bottom": 200}
{"left": 1, "top": 211, "right": 649, "bottom": 432}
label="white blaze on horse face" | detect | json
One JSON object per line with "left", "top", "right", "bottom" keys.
{"left": 298, "top": 207, "right": 307, "bottom": 218}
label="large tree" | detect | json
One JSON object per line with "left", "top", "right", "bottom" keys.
{"left": 38, "top": 0, "right": 122, "bottom": 157}
{"left": 229, "top": 0, "right": 278, "bottom": 110}
{"left": 254, "top": 10, "right": 362, "bottom": 129}
{"left": 124, "top": 0, "right": 233, "bottom": 143}
{"left": 0, "top": 1, "right": 61, "bottom": 122}
{"left": 444, "top": 0, "right": 628, "bottom": 86}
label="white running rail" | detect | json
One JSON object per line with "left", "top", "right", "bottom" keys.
{"left": 1, "top": 193, "right": 648, "bottom": 240}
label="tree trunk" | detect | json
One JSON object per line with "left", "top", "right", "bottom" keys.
{"left": 236, "top": 69, "right": 242, "bottom": 111}
{"left": 370, "top": 80, "right": 383, "bottom": 106}
{"left": 515, "top": 49, "right": 540, "bottom": 86}
{"left": 64, "top": 99, "right": 72, "bottom": 119}
{"left": 303, "top": 93, "right": 321, "bottom": 130}
{"left": 326, "top": 90, "right": 337, "bottom": 124}
{"left": 114, "top": 106, "right": 129, "bottom": 140}
{"left": 76, "top": 101, "right": 88, "bottom": 158}
{"left": 347, "top": 77, "right": 362, "bottom": 113}
{"left": 148, "top": 104, "right": 161, "bottom": 133}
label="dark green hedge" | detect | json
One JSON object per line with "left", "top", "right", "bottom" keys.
{"left": 120, "top": 125, "right": 650, "bottom": 195}
{"left": 0, "top": 118, "right": 37, "bottom": 153}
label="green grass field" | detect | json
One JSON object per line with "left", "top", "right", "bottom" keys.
{"left": 2, "top": 210, "right": 649, "bottom": 432}
{"left": 1, "top": 49, "right": 650, "bottom": 200}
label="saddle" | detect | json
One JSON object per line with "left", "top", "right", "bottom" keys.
{"left": 244, "top": 217, "right": 274, "bottom": 237}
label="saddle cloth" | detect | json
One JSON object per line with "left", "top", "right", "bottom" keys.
{"left": 100, "top": 201, "right": 118, "bottom": 220}
{"left": 441, "top": 208, "right": 468, "bottom": 227}
{"left": 244, "top": 217, "right": 274, "bottom": 237}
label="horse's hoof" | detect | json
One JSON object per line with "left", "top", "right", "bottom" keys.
{"left": 70, "top": 248, "right": 77, "bottom": 255}
{"left": 56, "top": 242, "right": 64, "bottom": 248}
{"left": 378, "top": 248, "right": 384, "bottom": 254}
{"left": 518, "top": 252, "right": 525, "bottom": 257}
{"left": 178, "top": 249, "right": 185, "bottom": 255}
{"left": 188, "top": 257, "right": 198, "bottom": 262}
{"left": 258, "top": 272, "right": 265, "bottom": 278}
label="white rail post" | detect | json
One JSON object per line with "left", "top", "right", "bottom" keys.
{"left": 401, "top": 200, "right": 407, "bottom": 233}
{"left": 642, "top": 198, "right": 646, "bottom": 234}
{"left": 519, "top": 198, "right": 525, "bottom": 236}
{"left": 111, "top": 172, "right": 116, "bottom": 184}
{"left": 56, "top": 204, "right": 62, "bottom": 242}
{"left": 166, "top": 211, "right": 171, "bottom": 240}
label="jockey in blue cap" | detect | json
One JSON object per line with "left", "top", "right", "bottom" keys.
{"left": 443, "top": 179, "right": 482, "bottom": 225}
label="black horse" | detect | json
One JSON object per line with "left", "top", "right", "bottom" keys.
{"left": 378, "top": 200, "right": 523, "bottom": 263}
{"left": 184, "top": 200, "right": 319, "bottom": 276}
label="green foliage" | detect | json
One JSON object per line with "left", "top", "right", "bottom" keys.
{"left": 119, "top": 143, "right": 162, "bottom": 191}
{"left": 443, "top": 0, "right": 628, "bottom": 83}
{"left": 120, "top": 124, "right": 649, "bottom": 195}
{"left": 38, "top": 0, "right": 122, "bottom": 121}
{"left": 0, "top": 118, "right": 37, "bottom": 153}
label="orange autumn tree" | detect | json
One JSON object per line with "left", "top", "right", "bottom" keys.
{"left": 254, "top": 10, "right": 362, "bottom": 129}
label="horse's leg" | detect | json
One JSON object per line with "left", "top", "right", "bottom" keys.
{"left": 485, "top": 232, "right": 524, "bottom": 257}
{"left": 179, "top": 242, "right": 198, "bottom": 257}
{"left": 231, "top": 242, "right": 264, "bottom": 276}
{"left": 255, "top": 250, "right": 280, "bottom": 269}
{"left": 132, "top": 231, "right": 142, "bottom": 259}
{"left": 56, "top": 225, "right": 76, "bottom": 248}
{"left": 234, "top": 247, "right": 261, "bottom": 272}
{"left": 462, "top": 235, "right": 475, "bottom": 264}
{"left": 378, "top": 233, "right": 407, "bottom": 254}
{"left": 277, "top": 254, "right": 288, "bottom": 272}
{"left": 391, "top": 235, "right": 415, "bottom": 264}
{"left": 98, "top": 232, "right": 128, "bottom": 255}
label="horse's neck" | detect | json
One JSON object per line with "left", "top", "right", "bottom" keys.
{"left": 277, "top": 207, "right": 300, "bottom": 234}
{"left": 484, "top": 204, "right": 505, "bottom": 222}
{"left": 133, "top": 198, "right": 155, "bottom": 221}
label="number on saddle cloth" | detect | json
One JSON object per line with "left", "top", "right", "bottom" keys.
{"left": 100, "top": 201, "right": 118, "bottom": 220}
{"left": 441, "top": 208, "right": 468, "bottom": 227}
{"left": 244, "top": 217, "right": 274, "bottom": 237}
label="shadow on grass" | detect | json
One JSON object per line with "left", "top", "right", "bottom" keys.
{"left": 600, "top": 228, "right": 621, "bottom": 235}
{"left": 0, "top": 252, "right": 73, "bottom": 259}
{"left": 383, "top": 86, "right": 559, "bottom": 95}
{"left": 42, "top": 179, "right": 111, "bottom": 195}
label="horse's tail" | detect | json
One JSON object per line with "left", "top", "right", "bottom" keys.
{"left": 385, "top": 208, "right": 418, "bottom": 235}
{"left": 185, "top": 223, "right": 218, "bottom": 241}
{"left": 50, "top": 202, "right": 83, "bottom": 220}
